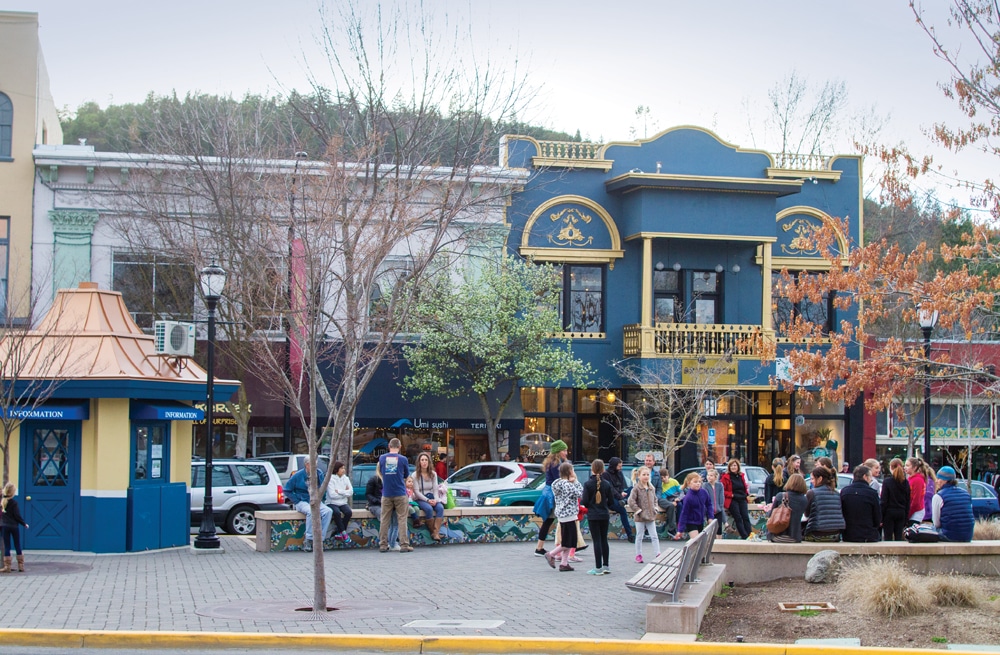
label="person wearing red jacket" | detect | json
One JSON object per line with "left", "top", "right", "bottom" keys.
{"left": 721, "top": 459, "right": 752, "bottom": 539}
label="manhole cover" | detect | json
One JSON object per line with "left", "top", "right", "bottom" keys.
{"left": 197, "top": 598, "right": 428, "bottom": 621}
{"left": 2, "top": 561, "right": 92, "bottom": 576}
{"left": 404, "top": 620, "right": 505, "bottom": 629}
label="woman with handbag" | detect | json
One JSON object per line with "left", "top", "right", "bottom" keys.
{"left": 766, "top": 474, "right": 808, "bottom": 543}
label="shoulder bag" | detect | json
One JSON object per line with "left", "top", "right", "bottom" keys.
{"left": 766, "top": 494, "right": 792, "bottom": 534}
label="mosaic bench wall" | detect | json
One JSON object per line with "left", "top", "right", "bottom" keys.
{"left": 254, "top": 505, "right": 768, "bottom": 552}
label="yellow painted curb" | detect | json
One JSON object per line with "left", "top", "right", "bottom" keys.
{"left": 0, "top": 629, "right": 990, "bottom": 654}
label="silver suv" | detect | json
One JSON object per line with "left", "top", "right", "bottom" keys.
{"left": 251, "top": 453, "right": 330, "bottom": 484}
{"left": 190, "top": 459, "right": 286, "bottom": 535}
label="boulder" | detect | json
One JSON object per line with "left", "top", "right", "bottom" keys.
{"left": 805, "top": 549, "right": 841, "bottom": 583}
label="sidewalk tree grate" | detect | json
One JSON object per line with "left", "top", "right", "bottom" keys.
{"left": 404, "top": 619, "right": 505, "bottom": 629}
{"left": 197, "top": 599, "right": 427, "bottom": 621}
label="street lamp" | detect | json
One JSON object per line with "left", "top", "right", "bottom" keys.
{"left": 194, "top": 261, "right": 226, "bottom": 550}
{"left": 918, "top": 307, "right": 938, "bottom": 464}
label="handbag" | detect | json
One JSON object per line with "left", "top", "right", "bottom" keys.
{"left": 766, "top": 495, "right": 791, "bottom": 534}
{"left": 445, "top": 487, "right": 456, "bottom": 510}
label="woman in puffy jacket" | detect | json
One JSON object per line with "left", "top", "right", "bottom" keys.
{"left": 880, "top": 458, "right": 910, "bottom": 540}
{"left": 721, "top": 459, "right": 752, "bottom": 539}
{"left": 325, "top": 461, "right": 354, "bottom": 540}
{"left": 803, "top": 466, "right": 844, "bottom": 542}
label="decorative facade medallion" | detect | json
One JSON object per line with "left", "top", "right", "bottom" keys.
{"left": 548, "top": 207, "right": 594, "bottom": 247}
{"left": 779, "top": 217, "right": 820, "bottom": 256}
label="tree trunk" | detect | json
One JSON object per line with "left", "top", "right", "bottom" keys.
{"left": 228, "top": 386, "right": 252, "bottom": 458}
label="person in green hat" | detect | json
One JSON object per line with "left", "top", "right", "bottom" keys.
{"left": 533, "top": 439, "right": 569, "bottom": 557}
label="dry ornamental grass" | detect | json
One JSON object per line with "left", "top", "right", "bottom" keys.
{"left": 838, "top": 558, "right": 931, "bottom": 619}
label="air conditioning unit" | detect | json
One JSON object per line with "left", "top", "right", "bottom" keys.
{"left": 154, "top": 321, "right": 196, "bottom": 357}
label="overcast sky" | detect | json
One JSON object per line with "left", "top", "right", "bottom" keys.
{"left": 9, "top": 0, "right": 989, "bottom": 210}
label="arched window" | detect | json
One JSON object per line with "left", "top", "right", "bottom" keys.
{"left": 0, "top": 93, "right": 12, "bottom": 159}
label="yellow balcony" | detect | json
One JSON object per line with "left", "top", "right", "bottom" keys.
{"left": 622, "top": 323, "right": 773, "bottom": 359}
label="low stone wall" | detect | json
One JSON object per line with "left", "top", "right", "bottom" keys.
{"left": 712, "top": 540, "right": 1000, "bottom": 583}
{"left": 254, "top": 505, "right": 703, "bottom": 552}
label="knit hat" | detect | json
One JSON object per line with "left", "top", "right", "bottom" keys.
{"left": 549, "top": 440, "right": 568, "bottom": 455}
{"left": 937, "top": 466, "right": 957, "bottom": 482}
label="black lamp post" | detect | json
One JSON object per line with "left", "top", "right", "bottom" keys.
{"left": 194, "top": 261, "right": 226, "bottom": 550}
{"left": 918, "top": 307, "right": 938, "bottom": 464}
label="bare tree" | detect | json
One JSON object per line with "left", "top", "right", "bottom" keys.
{"left": 0, "top": 283, "right": 81, "bottom": 483}
{"left": 607, "top": 357, "right": 743, "bottom": 470}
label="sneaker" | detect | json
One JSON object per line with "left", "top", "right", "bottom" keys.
{"left": 568, "top": 555, "right": 583, "bottom": 563}
{"left": 635, "top": 554, "right": 643, "bottom": 564}
{"left": 558, "top": 565, "right": 575, "bottom": 572}
{"left": 534, "top": 548, "right": 547, "bottom": 557}
{"left": 545, "top": 553, "right": 556, "bottom": 569}
{"left": 587, "top": 568, "right": 603, "bottom": 575}
{"left": 390, "top": 545, "right": 401, "bottom": 552}
{"left": 576, "top": 544, "right": 589, "bottom": 552}
{"left": 601, "top": 567, "right": 611, "bottom": 575}
{"left": 302, "top": 540, "right": 313, "bottom": 552}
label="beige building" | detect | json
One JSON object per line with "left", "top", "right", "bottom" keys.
{"left": 0, "top": 11, "right": 62, "bottom": 324}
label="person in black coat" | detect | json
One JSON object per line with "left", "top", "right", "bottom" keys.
{"left": 0, "top": 482, "right": 29, "bottom": 573}
{"left": 601, "top": 456, "right": 634, "bottom": 542}
{"left": 840, "top": 465, "right": 882, "bottom": 543}
{"left": 880, "top": 458, "right": 911, "bottom": 541}
{"left": 582, "top": 459, "right": 614, "bottom": 575}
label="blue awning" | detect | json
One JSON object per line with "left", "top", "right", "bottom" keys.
{"left": 130, "top": 401, "right": 204, "bottom": 422}
{"left": 359, "top": 437, "right": 389, "bottom": 454}
{"left": 0, "top": 401, "right": 89, "bottom": 421}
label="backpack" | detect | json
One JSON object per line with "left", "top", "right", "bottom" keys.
{"left": 904, "top": 523, "right": 940, "bottom": 543}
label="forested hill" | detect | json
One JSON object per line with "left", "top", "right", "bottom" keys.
{"left": 59, "top": 92, "right": 581, "bottom": 165}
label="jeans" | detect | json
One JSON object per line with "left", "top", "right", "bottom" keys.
{"left": 634, "top": 520, "right": 660, "bottom": 556}
{"left": 729, "top": 498, "right": 751, "bottom": 539}
{"left": 293, "top": 500, "right": 333, "bottom": 544}
{"left": 379, "top": 495, "right": 410, "bottom": 548}
{"left": 589, "top": 518, "right": 610, "bottom": 568}
{"left": 883, "top": 511, "right": 906, "bottom": 541}
{"left": 327, "top": 503, "right": 353, "bottom": 534}
{"left": 416, "top": 500, "right": 444, "bottom": 520}
{"left": 611, "top": 498, "right": 633, "bottom": 538}
{"left": 1, "top": 526, "right": 22, "bottom": 556}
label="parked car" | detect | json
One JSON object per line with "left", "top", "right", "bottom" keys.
{"left": 446, "top": 461, "right": 542, "bottom": 506}
{"left": 350, "top": 463, "right": 378, "bottom": 508}
{"left": 967, "top": 480, "right": 1000, "bottom": 520}
{"left": 190, "top": 459, "right": 286, "bottom": 535}
{"left": 476, "top": 463, "right": 637, "bottom": 507}
{"left": 252, "top": 453, "right": 329, "bottom": 484}
{"left": 676, "top": 465, "right": 769, "bottom": 500}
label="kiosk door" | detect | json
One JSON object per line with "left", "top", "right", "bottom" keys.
{"left": 20, "top": 422, "right": 80, "bottom": 550}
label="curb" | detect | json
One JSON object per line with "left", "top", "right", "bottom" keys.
{"left": 0, "top": 629, "right": 990, "bottom": 654}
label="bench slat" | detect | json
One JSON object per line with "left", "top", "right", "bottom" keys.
{"left": 627, "top": 563, "right": 680, "bottom": 593}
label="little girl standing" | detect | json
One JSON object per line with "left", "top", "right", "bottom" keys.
{"left": 676, "top": 472, "right": 714, "bottom": 540}
{"left": 627, "top": 466, "right": 660, "bottom": 563}
{"left": 545, "top": 462, "right": 583, "bottom": 572}
{"left": 0, "top": 483, "right": 28, "bottom": 573}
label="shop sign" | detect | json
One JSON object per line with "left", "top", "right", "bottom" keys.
{"left": 681, "top": 359, "right": 738, "bottom": 386}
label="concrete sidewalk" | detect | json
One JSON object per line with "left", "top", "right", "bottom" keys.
{"left": 0, "top": 537, "right": 652, "bottom": 639}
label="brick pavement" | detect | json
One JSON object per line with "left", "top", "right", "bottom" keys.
{"left": 0, "top": 537, "right": 659, "bottom": 639}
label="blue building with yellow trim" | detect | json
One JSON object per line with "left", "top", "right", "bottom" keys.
{"left": 501, "top": 127, "right": 863, "bottom": 471}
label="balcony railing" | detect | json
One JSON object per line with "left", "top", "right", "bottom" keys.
{"left": 622, "top": 323, "right": 772, "bottom": 359}
{"left": 535, "top": 140, "right": 604, "bottom": 161}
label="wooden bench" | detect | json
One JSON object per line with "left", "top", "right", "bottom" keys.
{"left": 626, "top": 519, "right": 718, "bottom": 603}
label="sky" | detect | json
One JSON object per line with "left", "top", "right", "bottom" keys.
{"left": 8, "top": 0, "right": 990, "bottom": 210}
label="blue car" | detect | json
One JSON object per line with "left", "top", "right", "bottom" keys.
{"left": 969, "top": 480, "right": 1000, "bottom": 520}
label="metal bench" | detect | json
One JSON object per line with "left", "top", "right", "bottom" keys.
{"left": 626, "top": 519, "right": 718, "bottom": 603}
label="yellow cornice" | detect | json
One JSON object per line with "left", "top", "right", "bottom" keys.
{"left": 624, "top": 232, "right": 776, "bottom": 243}
{"left": 605, "top": 171, "right": 804, "bottom": 194}
{"left": 762, "top": 256, "right": 846, "bottom": 270}
{"left": 766, "top": 168, "right": 842, "bottom": 181}
{"left": 531, "top": 156, "right": 613, "bottom": 171}
{"left": 521, "top": 247, "right": 625, "bottom": 269}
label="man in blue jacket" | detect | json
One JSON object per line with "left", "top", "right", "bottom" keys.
{"left": 285, "top": 460, "right": 333, "bottom": 552}
{"left": 933, "top": 466, "right": 975, "bottom": 542}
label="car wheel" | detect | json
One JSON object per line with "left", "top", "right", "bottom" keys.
{"left": 225, "top": 505, "right": 257, "bottom": 535}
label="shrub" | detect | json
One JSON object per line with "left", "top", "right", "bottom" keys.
{"left": 837, "top": 558, "right": 932, "bottom": 619}
{"left": 973, "top": 518, "right": 1000, "bottom": 541}
{"left": 927, "top": 575, "right": 985, "bottom": 608}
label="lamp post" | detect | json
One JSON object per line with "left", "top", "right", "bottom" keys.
{"left": 918, "top": 308, "right": 938, "bottom": 464}
{"left": 194, "top": 261, "right": 227, "bottom": 550}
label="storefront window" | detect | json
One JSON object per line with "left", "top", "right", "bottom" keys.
{"left": 521, "top": 387, "right": 574, "bottom": 413}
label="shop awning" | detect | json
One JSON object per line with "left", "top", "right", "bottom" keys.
{"left": 130, "top": 401, "right": 204, "bottom": 421}
{"left": 0, "top": 401, "right": 90, "bottom": 421}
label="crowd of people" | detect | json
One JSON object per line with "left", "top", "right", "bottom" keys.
{"left": 763, "top": 456, "right": 975, "bottom": 543}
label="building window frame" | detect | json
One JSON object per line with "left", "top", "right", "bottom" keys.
{"left": 0, "top": 217, "right": 8, "bottom": 319}
{"left": 0, "top": 92, "right": 12, "bottom": 160}
{"left": 772, "top": 271, "right": 835, "bottom": 336}
{"left": 111, "top": 251, "right": 196, "bottom": 329}
{"left": 556, "top": 263, "right": 605, "bottom": 333}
